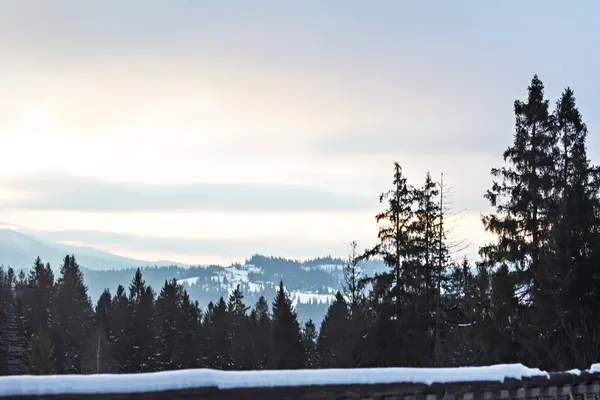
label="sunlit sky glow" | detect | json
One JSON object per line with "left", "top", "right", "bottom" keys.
{"left": 1, "top": 1, "right": 599, "bottom": 265}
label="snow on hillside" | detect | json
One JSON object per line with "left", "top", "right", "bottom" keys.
{"left": 288, "top": 291, "right": 335, "bottom": 306}
{"left": 176, "top": 262, "right": 338, "bottom": 307}
{"left": 178, "top": 264, "right": 266, "bottom": 294}
{"left": 301, "top": 264, "right": 344, "bottom": 273}
{"left": 178, "top": 277, "right": 200, "bottom": 285}
{"left": 0, "top": 364, "right": 551, "bottom": 396}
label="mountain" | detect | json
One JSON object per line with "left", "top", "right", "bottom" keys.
{"left": 0, "top": 228, "right": 184, "bottom": 271}
{"left": 0, "top": 228, "right": 386, "bottom": 324}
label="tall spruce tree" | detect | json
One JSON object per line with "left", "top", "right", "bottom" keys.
{"left": 361, "top": 162, "right": 420, "bottom": 366}
{"left": 127, "top": 271, "right": 159, "bottom": 373}
{"left": 270, "top": 281, "right": 304, "bottom": 369}
{"left": 155, "top": 279, "right": 184, "bottom": 370}
{"left": 480, "top": 75, "right": 557, "bottom": 366}
{"left": 22, "top": 258, "right": 55, "bottom": 340}
{"left": 481, "top": 75, "right": 556, "bottom": 292}
{"left": 108, "top": 285, "right": 130, "bottom": 372}
{"left": 54, "top": 255, "right": 94, "bottom": 373}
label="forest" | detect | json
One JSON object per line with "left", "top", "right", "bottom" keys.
{"left": 1, "top": 74, "right": 599, "bottom": 374}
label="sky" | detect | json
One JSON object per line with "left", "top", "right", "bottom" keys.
{"left": 1, "top": 1, "right": 599, "bottom": 266}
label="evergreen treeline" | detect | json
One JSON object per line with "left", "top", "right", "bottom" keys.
{"left": 1, "top": 75, "right": 599, "bottom": 374}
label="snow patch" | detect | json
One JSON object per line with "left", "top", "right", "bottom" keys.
{"left": 177, "top": 277, "right": 200, "bottom": 286}
{"left": 289, "top": 291, "right": 335, "bottom": 306}
{"left": 0, "top": 364, "right": 550, "bottom": 396}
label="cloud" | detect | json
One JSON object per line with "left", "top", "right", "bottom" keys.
{"left": 32, "top": 229, "right": 353, "bottom": 259}
{"left": 305, "top": 125, "right": 511, "bottom": 157}
{"left": 0, "top": 173, "right": 377, "bottom": 213}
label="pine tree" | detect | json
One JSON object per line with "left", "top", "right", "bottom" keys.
{"left": 155, "top": 279, "right": 184, "bottom": 370}
{"left": 302, "top": 319, "right": 319, "bottom": 368}
{"left": 411, "top": 172, "right": 447, "bottom": 365}
{"left": 551, "top": 87, "right": 600, "bottom": 310}
{"left": 317, "top": 292, "right": 350, "bottom": 368}
{"left": 480, "top": 75, "right": 557, "bottom": 366}
{"left": 204, "top": 298, "right": 230, "bottom": 369}
{"left": 270, "top": 281, "right": 304, "bottom": 369}
{"left": 1, "top": 268, "right": 25, "bottom": 375}
{"left": 22, "top": 257, "right": 55, "bottom": 339}
{"left": 108, "top": 285, "right": 130, "bottom": 372}
{"left": 250, "top": 296, "right": 270, "bottom": 370}
{"left": 361, "top": 162, "right": 419, "bottom": 366}
{"left": 127, "top": 272, "right": 159, "bottom": 373}
{"left": 21, "top": 328, "right": 56, "bottom": 375}
{"left": 481, "top": 75, "right": 556, "bottom": 290}
{"left": 53, "top": 255, "right": 94, "bottom": 373}
{"left": 0, "top": 267, "right": 12, "bottom": 375}
{"left": 227, "top": 285, "right": 252, "bottom": 370}
{"left": 177, "top": 291, "right": 202, "bottom": 369}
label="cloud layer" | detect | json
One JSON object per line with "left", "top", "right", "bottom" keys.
{"left": 0, "top": 174, "right": 377, "bottom": 212}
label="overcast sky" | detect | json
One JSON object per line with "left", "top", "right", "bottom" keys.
{"left": 1, "top": 1, "right": 599, "bottom": 265}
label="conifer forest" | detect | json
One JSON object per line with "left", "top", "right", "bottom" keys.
{"left": 2, "top": 75, "right": 600, "bottom": 375}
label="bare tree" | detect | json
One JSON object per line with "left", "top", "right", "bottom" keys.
{"left": 342, "top": 241, "right": 365, "bottom": 310}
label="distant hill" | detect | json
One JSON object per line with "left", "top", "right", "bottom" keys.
{"left": 0, "top": 228, "right": 386, "bottom": 325}
{"left": 0, "top": 228, "right": 184, "bottom": 271}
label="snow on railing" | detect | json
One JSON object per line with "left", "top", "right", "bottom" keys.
{"left": 0, "top": 363, "right": 599, "bottom": 399}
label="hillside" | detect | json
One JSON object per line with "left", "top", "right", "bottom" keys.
{"left": 0, "top": 229, "right": 386, "bottom": 325}
{"left": 83, "top": 255, "right": 386, "bottom": 324}
{"left": 0, "top": 228, "right": 178, "bottom": 271}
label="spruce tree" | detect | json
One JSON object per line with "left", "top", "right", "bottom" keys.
{"left": 269, "top": 281, "right": 304, "bottom": 369}
{"left": 480, "top": 75, "right": 557, "bottom": 366}
{"left": 53, "top": 255, "right": 94, "bottom": 373}
{"left": 109, "top": 285, "right": 130, "bottom": 372}
{"left": 481, "top": 75, "right": 556, "bottom": 296}
{"left": 177, "top": 291, "right": 202, "bottom": 369}
{"left": 1, "top": 268, "right": 25, "bottom": 375}
{"left": 317, "top": 292, "right": 350, "bottom": 368}
{"left": 361, "top": 162, "right": 419, "bottom": 366}
{"left": 127, "top": 273, "right": 159, "bottom": 373}
{"left": 227, "top": 286, "right": 252, "bottom": 370}
{"left": 155, "top": 279, "right": 184, "bottom": 370}
{"left": 21, "top": 328, "right": 56, "bottom": 375}
{"left": 250, "top": 296, "right": 270, "bottom": 370}
{"left": 204, "top": 298, "right": 230, "bottom": 369}
{"left": 302, "top": 319, "right": 319, "bottom": 368}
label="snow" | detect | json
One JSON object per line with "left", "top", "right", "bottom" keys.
{"left": 247, "top": 281, "right": 264, "bottom": 293}
{"left": 289, "top": 291, "right": 335, "bottom": 306}
{"left": 590, "top": 363, "right": 600, "bottom": 373}
{"left": 177, "top": 277, "right": 200, "bottom": 286}
{"left": 301, "top": 264, "right": 344, "bottom": 273}
{"left": 0, "top": 364, "right": 549, "bottom": 396}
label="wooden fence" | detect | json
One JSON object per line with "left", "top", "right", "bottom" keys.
{"left": 1, "top": 367, "right": 600, "bottom": 400}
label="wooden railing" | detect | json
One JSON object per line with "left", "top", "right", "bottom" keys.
{"left": 1, "top": 365, "right": 600, "bottom": 400}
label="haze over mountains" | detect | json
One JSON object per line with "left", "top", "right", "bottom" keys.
{"left": 0, "top": 228, "right": 185, "bottom": 271}
{"left": 0, "top": 228, "right": 384, "bottom": 324}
